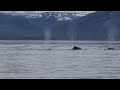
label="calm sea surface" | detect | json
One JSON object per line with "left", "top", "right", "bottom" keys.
{"left": 0, "top": 40, "right": 120, "bottom": 79}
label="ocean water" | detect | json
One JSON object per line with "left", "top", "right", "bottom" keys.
{"left": 0, "top": 40, "right": 120, "bottom": 79}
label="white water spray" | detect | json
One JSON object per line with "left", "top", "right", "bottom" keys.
{"left": 44, "top": 27, "right": 51, "bottom": 40}
{"left": 104, "top": 20, "right": 119, "bottom": 41}
{"left": 104, "top": 20, "right": 120, "bottom": 49}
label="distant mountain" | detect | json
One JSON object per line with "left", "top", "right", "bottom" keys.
{"left": 74, "top": 11, "right": 120, "bottom": 41}
{"left": 0, "top": 11, "right": 92, "bottom": 21}
{"left": 0, "top": 11, "right": 120, "bottom": 40}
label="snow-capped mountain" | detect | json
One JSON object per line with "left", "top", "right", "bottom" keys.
{"left": 0, "top": 11, "right": 95, "bottom": 21}
{"left": 2, "top": 11, "right": 120, "bottom": 40}
{"left": 25, "top": 11, "right": 95, "bottom": 21}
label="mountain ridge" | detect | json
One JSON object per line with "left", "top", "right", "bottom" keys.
{"left": 0, "top": 11, "right": 95, "bottom": 21}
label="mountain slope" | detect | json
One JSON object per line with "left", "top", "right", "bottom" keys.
{"left": 0, "top": 11, "right": 120, "bottom": 40}
{"left": 74, "top": 11, "right": 120, "bottom": 40}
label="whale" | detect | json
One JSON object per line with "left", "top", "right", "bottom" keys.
{"left": 72, "top": 46, "right": 82, "bottom": 50}
{"left": 105, "top": 47, "right": 119, "bottom": 50}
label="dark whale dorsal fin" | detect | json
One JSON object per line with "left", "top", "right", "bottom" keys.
{"left": 72, "top": 46, "right": 81, "bottom": 50}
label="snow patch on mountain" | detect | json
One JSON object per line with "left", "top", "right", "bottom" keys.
{"left": 0, "top": 11, "right": 95, "bottom": 21}
{"left": 26, "top": 13, "right": 42, "bottom": 18}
